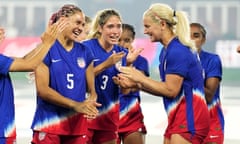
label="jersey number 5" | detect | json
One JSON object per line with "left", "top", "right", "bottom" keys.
{"left": 67, "top": 73, "right": 74, "bottom": 89}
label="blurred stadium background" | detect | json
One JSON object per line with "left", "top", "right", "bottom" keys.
{"left": 0, "top": 0, "right": 240, "bottom": 143}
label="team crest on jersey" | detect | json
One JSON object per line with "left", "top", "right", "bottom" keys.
{"left": 77, "top": 57, "right": 86, "bottom": 68}
{"left": 38, "top": 132, "right": 46, "bottom": 141}
{"left": 115, "top": 60, "right": 122, "bottom": 71}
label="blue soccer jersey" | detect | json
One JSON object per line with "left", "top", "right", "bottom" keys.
{"left": 82, "top": 39, "right": 127, "bottom": 131}
{"left": 200, "top": 50, "right": 224, "bottom": 133}
{"left": 159, "top": 38, "right": 209, "bottom": 135}
{"left": 118, "top": 55, "right": 149, "bottom": 133}
{"left": 119, "top": 55, "right": 149, "bottom": 118}
{"left": 31, "top": 40, "right": 94, "bottom": 135}
{"left": 0, "top": 54, "right": 16, "bottom": 138}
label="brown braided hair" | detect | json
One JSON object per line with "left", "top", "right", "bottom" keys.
{"left": 50, "top": 4, "right": 82, "bottom": 24}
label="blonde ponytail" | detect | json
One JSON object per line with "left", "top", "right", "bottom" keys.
{"left": 143, "top": 3, "right": 196, "bottom": 51}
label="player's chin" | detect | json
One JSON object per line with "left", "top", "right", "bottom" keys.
{"left": 147, "top": 35, "right": 154, "bottom": 42}
{"left": 109, "top": 38, "right": 119, "bottom": 44}
{"left": 70, "top": 33, "right": 80, "bottom": 41}
{"left": 149, "top": 36, "right": 158, "bottom": 42}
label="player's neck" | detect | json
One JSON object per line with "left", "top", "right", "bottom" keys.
{"left": 58, "top": 36, "right": 74, "bottom": 51}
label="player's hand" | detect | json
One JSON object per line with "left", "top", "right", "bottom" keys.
{"left": 126, "top": 47, "right": 143, "bottom": 65}
{"left": 118, "top": 66, "right": 145, "bottom": 84}
{"left": 72, "top": 100, "right": 101, "bottom": 119}
{"left": 87, "top": 92, "right": 98, "bottom": 101}
{"left": 113, "top": 74, "right": 137, "bottom": 89}
{"left": 41, "top": 17, "right": 69, "bottom": 45}
{"left": 105, "top": 51, "right": 126, "bottom": 67}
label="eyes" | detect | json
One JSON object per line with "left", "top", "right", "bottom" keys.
{"left": 191, "top": 32, "right": 203, "bottom": 39}
{"left": 106, "top": 24, "right": 122, "bottom": 29}
{"left": 119, "top": 38, "right": 131, "bottom": 43}
{"left": 192, "top": 32, "right": 201, "bottom": 38}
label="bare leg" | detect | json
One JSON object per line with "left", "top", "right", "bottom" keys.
{"left": 123, "top": 132, "right": 145, "bottom": 144}
{"left": 170, "top": 134, "right": 191, "bottom": 144}
{"left": 102, "top": 139, "right": 117, "bottom": 144}
{"left": 164, "top": 137, "right": 170, "bottom": 144}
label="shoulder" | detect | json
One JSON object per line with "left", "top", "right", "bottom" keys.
{"left": 136, "top": 55, "right": 148, "bottom": 63}
{"left": 74, "top": 41, "right": 87, "bottom": 49}
{"left": 201, "top": 51, "right": 221, "bottom": 63}
{"left": 113, "top": 44, "right": 128, "bottom": 52}
{"left": 0, "top": 54, "right": 14, "bottom": 65}
{"left": 168, "top": 38, "right": 190, "bottom": 54}
{"left": 0, "top": 54, "right": 14, "bottom": 73}
{"left": 82, "top": 39, "right": 96, "bottom": 46}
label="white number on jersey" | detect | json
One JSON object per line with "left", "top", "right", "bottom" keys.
{"left": 67, "top": 73, "right": 74, "bottom": 89}
{"left": 100, "top": 75, "right": 108, "bottom": 90}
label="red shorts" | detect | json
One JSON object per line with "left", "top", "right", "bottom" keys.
{"left": 0, "top": 137, "right": 16, "bottom": 144}
{"left": 203, "top": 126, "right": 224, "bottom": 144}
{"left": 118, "top": 102, "right": 147, "bottom": 143}
{"left": 31, "top": 131, "right": 88, "bottom": 144}
{"left": 117, "top": 126, "right": 146, "bottom": 144}
{"left": 165, "top": 127, "right": 209, "bottom": 144}
{"left": 87, "top": 129, "right": 118, "bottom": 144}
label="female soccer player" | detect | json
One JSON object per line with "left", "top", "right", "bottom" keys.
{"left": 82, "top": 9, "right": 141, "bottom": 144}
{"left": 30, "top": 4, "right": 101, "bottom": 144}
{"left": 190, "top": 22, "right": 224, "bottom": 144}
{"left": 117, "top": 23, "right": 149, "bottom": 144}
{"left": 115, "top": 3, "right": 210, "bottom": 144}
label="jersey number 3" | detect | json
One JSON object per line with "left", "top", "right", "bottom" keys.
{"left": 101, "top": 75, "right": 108, "bottom": 90}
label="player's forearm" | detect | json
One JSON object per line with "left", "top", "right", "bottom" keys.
{"left": 204, "top": 87, "right": 215, "bottom": 104}
{"left": 37, "top": 87, "right": 79, "bottom": 110}
{"left": 139, "top": 77, "right": 177, "bottom": 98}
{"left": 22, "top": 42, "right": 53, "bottom": 70}
{"left": 86, "top": 63, "right": 97, "bottom": 100}
{"left": 93, "top": 60, "right": 110, "bottom": 76}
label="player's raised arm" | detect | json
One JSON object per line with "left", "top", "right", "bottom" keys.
{"left": 9, "top": 18, "right": 68, "bottom": 72}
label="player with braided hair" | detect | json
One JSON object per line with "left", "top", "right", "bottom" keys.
{"left": 30, "top": 4, "right": 101, "bottom": 144}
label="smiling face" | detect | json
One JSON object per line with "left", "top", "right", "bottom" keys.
{"left": 63, "top": 11, "right": 85, "bottom": 41}
{"left": 143, "top": 15, "right": 162, "bottom": 43}
{"left": 99, "top": 15, "right": 122, "bottom": 45}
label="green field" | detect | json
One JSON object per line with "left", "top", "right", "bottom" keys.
{"left": 222, "top": 68, "right": 240, "bottom": 85}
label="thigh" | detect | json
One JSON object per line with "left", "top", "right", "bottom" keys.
{"left": 123, "top": 132, "right": 145, "bottom": 144}
{"left": 92, "top": 130, "right": 117, "bottom": 144}
{"left": 102, "top": 139, "right": 116, "bottom": 144}
{"left": 171, "top": 134, "right": 191, "bottom": 144}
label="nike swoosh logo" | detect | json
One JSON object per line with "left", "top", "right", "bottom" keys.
{"left": 210, "top": 135, "right": 219, "bottom": 139}
{"left": 51, "top": 59, "right": 61, "bottom": 63}
{"left": 93, "top": 59, "right": 100, "bottom": 62}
